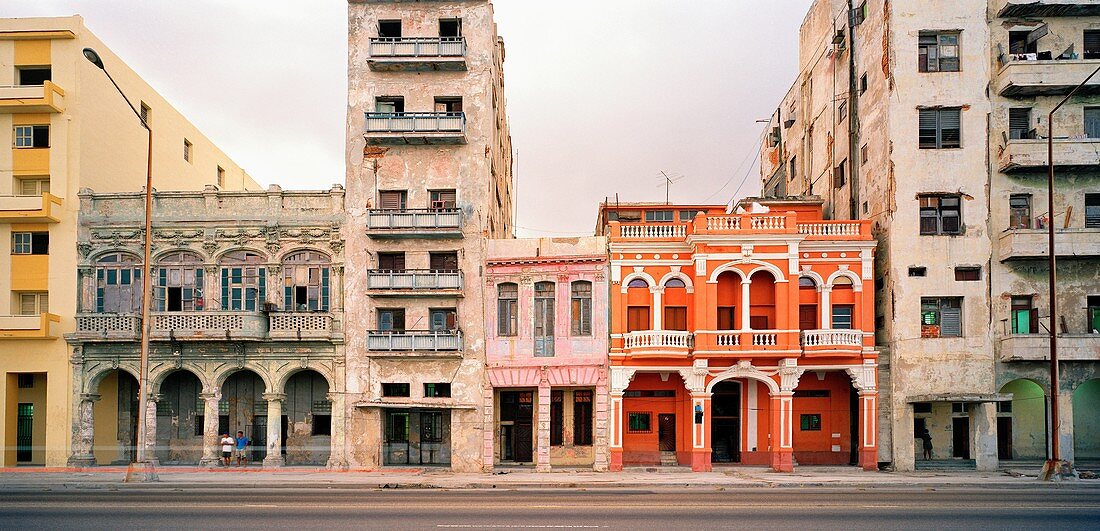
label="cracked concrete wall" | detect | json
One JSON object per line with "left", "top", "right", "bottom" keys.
{"left": 344, "top": 0, "right": 513, "bottom": 471}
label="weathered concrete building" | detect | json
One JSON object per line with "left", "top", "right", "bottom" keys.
{"left": 482, "top": 237, "right": 609, "bottom": 471}
{"left": 65, "top": 186, "right": 346, "bottom": 468}
{"left": 0, "top": 16, "right": 257, "bottom": 467}
{"left": 760, "top": 0, "right": 1100, "bottom": 470}
{"left": 343, "top": 0, "right": 514, "bottom": 471}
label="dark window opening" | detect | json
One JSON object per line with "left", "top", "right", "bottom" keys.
{"left": 919, "top": 194, "right": 962, "bottom": 235}
{"left": 1087, "top": 295, "right": 1100, "bottom": 333}
{"left": 12, "top": 232, "right": 49, "bottom": 255}
{"left": 167, "top": 287, "right": 183, "bottom": 312}
{"left": 424, "top": 383, "right": 451, "bottom": 398}
{"left": 375, "top": 97, "right": 405, "bottom": 114}
{"left": 1086, "top": 30, "right": 1100, "bottom": 59}
{"left": 434, "top": 97, "right": 463, "bottom": 113}
{"left": 1086, "top": 194, "right": 1100, "bottom": 228}
{"left": 378, "top": 309, "right": 406, "bottom": 332}
{"left": 18, "top": 67, "right": 51, "bottom": 85}
{"left": 909, "top": 267, "right": 927, "bottom": 277}
{"left": 800, "top": 414, "right": 822, "bottom": 431}
{"left": 834, "top": 159, "right": 847, "bottom": 188}
{"left": 312, "top": 414, "right": 332, "bottom": 436}
{"left": 378, "top": 20, "right": 402, "bottom": 39}
{"left": 1009, "top": 30, "right": 1038, "bottom": 55}
{"left": 550, "top": 390, "right": 564, "bottom": 446}
{"left": 914, "top": 402, "right": 933, "bottom": 414}
{"left": 430, "top": 308, "right": 457, "bottom": 332}
{"left": 194, "top": 415, "right": 204, "bottom": 437}
{"left": 574, "top": 390, "right": 593, "bottom": 446}
{"left": 1010, "top": 194, "right": 1032, "bottom": 229}
{"left": 382, "top": 383, "right": 410, "bottom": 398}
{"left": 859, "top": 73, "right": 868, "bottom": 94}
{"left": 17, "top": 374, "right": 35, "bottom": 388}
{"left": 13, "top": 125, "right": 50, "bottom": 148}
{"left": 439, "top": 19, "right": 461, "bottom": 38}
{"left": 627, "top": 412, "right": 651, "bottom": 433}
{"left": 1009, "top": 108, "right": 1035, "bottom": 139}
{"left": 954, "top": 266, "right": 981, "bottom": 281}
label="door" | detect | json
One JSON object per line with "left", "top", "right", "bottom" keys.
{"left": 799, "top": 305, "right": 817, "bottom": 330}
{"left": 952, "top": 417, "right": 970, "bottom": 459}
{"left": 514, "top": 392, "right": 534, "bottom": 462}
{"left": 749, "top": 316, "right": 769, "bottom": 330}
{"left": 384, "top": 411, "right": 410, "bottom": 465}
{"left": 1086, "top": 107, "right": 1100, "bottom": 139}
{"left": 658, "top": 414, "right": 676, "bottom": 452}
{"left": 710, "top": 382, "right": 741, "bottom": 463}
{"left": 627, "top": 307, "right": 650, "bottom": 332}
{"left": 16, "top": 403, "right": 33, "bottom": 463}
{"left": 534, "top": 282, "right": 555, "bottom": 356}
{"left": 997, "top": 417, "right": 1013, "bottom": 460}
{"left": 251, "top": 416, "right": 267, "bottom": 462}
{"left": 419, "top": 411, "right": 446, "bottom": 465}
{"left": 281, "top": 415, "right": 288, "bottom": 456}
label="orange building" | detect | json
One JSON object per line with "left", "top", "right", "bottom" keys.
{"left": 596, "top": 198, "right": 878, "bottom": 472}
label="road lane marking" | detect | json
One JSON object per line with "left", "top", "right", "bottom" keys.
{"left": 437, "top": 526, "right": 603, "bottom": 529}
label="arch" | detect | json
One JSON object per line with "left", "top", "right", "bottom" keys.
{"left": 273, "top": 363, "right": 336, "bottom": 393}
{"left": 149, "top": 365, "right": 210, "bottom": 395}
{"left": 709, "top": 259, "right": 786, "bottom": 283}
{"left": 277, "top": 247, "right": 333, "bottom": 264}
{"left": 1073, "top": 378, "right": 1100, "bottom": 459}
{"left": 621, "top": 270, "right": 656, "bottom": 292}
{"left": 826, "top": 268, "right": 863, "bottom": 292}
{"left": 215, "top": 247, "right": 269, "bottom": 264}
{"left": 706, "top": 366, "right": 780, "bottom": 395}
{"left": 999, "top": 378, "right": 1049, "bottom": 460}
{"left": 151, "top": 248, "right": 205, "bottom": 264}
{"left": 91, "top": 249, "right": 142, "bottom": 265}
{"left": 798, "top": 270, "right": 825, "bottom": 289}
{"left": 658, "top": 271, "right": 694, "bottom": 293}
{"left": 86, "top": 364, "right": 140, "bottom": 395}
{"left": 212, "top": 365, "right": 275, "bottom": 392}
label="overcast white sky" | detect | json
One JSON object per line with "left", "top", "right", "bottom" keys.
{"left": 4, "top": 0, "right": 811, "bottom": 236}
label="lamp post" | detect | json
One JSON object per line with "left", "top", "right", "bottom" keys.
{"left": 83, "top": 47, "right": 158, "bottom": 482}
{"left": 1038, "top": 63, "right": 1100, "bottom": 482}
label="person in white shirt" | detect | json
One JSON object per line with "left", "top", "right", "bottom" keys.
{"left": 220, "top": 434, "right": 235, "bottom": 467}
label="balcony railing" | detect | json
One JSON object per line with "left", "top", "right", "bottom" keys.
{"left": 998, "top": 228, "right": 1100, "bottom": 261}
{"left": 73, "top": 313, "right": 142, "bottom": 341}
{"left": 70, "top": 312, "right": 338, "bottom": 341}
{"left": 693, "top": 330, "right": 801, "bottom": 354}
{"left": 0, "top": 313, "right": 60, "bottom": 340}
{"left": 367, "top": 330, "right": 463, "bottom": 352}
{"left": 269, "top": 312, "right": 335, "bottom": 340}
{"left": 367, "top": 270, "right": 464, "bottom": 291}
{"left": 0, "top": 193, "right": 63, "bottom": 223}
{"left": 364, "top": 112, "right": 467, "bottom": 145}
{"left": 800, "top": 329, "right": 864, "bottom": 352}
{"left": 999, "top": 138, "right": 1100, "bottom": 173}
{"left": 0, "top": 81, "right": 66, "bottom": 113}
{"left": 999, "top": 334, "right": 1099, "bottom": 362}
{"left": 610, "top": 215, "right": 872, "bottom": 241}
{"left": 367, "top": 208, "right": 463, "bottom": 236}
{"left": 369, "top": 37, "right": 466, "bottom": 57}
{"left": 796, "top": 221, "right": 865, "bottom": 237}
{"left": 998, "top": 2, "right": 1100, "bottom": 19}
{"left": 150, "top": 311, "right": 268, "bottom": 341}
{"left": 997, "top": 58, "right": 1100, "bottom": 97}
{"left": 618, "top": 223, "right": 686, "bottom": 239}
{"left": 623, "top": 330, "right": 693, "bottom": 351}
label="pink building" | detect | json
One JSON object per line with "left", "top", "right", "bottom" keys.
{"left": 482, "top": 237, "right": 609, "bottom": 471}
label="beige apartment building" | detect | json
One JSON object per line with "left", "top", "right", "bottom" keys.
{"left": 343, "top": 0, "right": 514, "bottom": 471}
{"left": 0, "top": 16, "right": 257, "bottom": 466}
{"left": 760, "top": 0, "right": 1100, "bottom": 471}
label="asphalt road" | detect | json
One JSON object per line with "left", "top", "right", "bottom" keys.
{"left": 1, "top": 487, "right": 1097, "bottom": 530}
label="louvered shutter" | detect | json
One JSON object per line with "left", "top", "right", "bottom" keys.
{"left": 939, "top": 109, "right": 961, "bottom": 148}
{"left": 1009, "top": 108, "right": 1032, "bottom": 139}
{"left": 1085, "top": 108, "right": 1100, "bottom": 139}
{"left": 940, "top": 303, "right": 962, "bottom": 337}
{"left": 379, "top": 191, "right": 405, "bottom": 210}
{"left": 919, "top": 109, "right": 939, "bottom": 148}
{"left": 1086, "top": 30, "right": 1100, "bottom": 58}
{"left": 1086, "top": 194, "right": 1100, "bottom": 228}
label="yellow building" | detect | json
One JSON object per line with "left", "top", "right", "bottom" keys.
{"left": 0, "top": 16, "right": 258, "bottom": 466}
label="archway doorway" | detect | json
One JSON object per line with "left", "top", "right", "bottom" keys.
{"left": 221, "top": 370, "right": 267, "bottom": 463}
{"left": 999, "top": 379, "right": 1047, "bottom": 460}
{"left": 155, "top": 370, "right": 203, "bottom": 464}
{"left": 283, "top": 370, "right": 331, "bottom": 465}
{"left": 91, "top": 370, "right": 138, "bottom": 465}
{"left": 711, "top": 380, "right": 742, "bottom": 463}
{"left": 1073, "top": 379, "right": 1100, "bottom": 459}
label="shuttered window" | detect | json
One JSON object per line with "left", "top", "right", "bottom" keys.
{"left": 19, "top": 292, "right": 48, "bottom": 315}
{"left": 1085, "top": 108, "right": 1100, "bottom": 139}
{"left": 832, "top": 306, "right": 854, "bottom": 329}
{"left": 377, "top": 252, "right": 405, "bottom": 271}
{"left": 921, "top": 297, "right": 962, "bottom": 338}
{"left": 379, "top": 191, "right": 407, "bottom": 210}
{"left": 1009, "top": 194, "right": 1032, "bottom": 229}
{"left": 1085, "top": 30, "right": 1100, "bottom": 59}
{"left": 497, "top": 283, "right": 518, "bottom": 336}
{"left": 1009, "top": 108, "right": 1033, "bottom": 139}
{"left": 918, "top": 108, "right": 961, "bottom": 149}
{"left": 627, "top": 306, "right": 650, "bottom": 332}
{"left": 1086, "top": 194, "right": 1100, "bottom": 228}
{"left": 378, "top": 309, "right": 405, "bottom": 332}
{"left": 430, "top": 308, "right": 456, "bottom": 331}
{"left": 1010, "top": 296, "right": 1038, "bottom": 334}
{"left": 429, "top": 189, "right": 457, "bottom": 210}
{"left": 919, "top": 194, "right": 962, "bottom": 235}
{"left": 918, "top": 32, "right": 960, "bottom": 72}
{"left": 664, "top": 307, "right": 688, "bottom": 331}
{"left": 429, "top": 252, "right": 458, "bottom": 271}
{"left": 534, "top": 282, "right": 555, "bottom": 356}
{"left": 570, "top": 281, "right": 592, "bottom": 336}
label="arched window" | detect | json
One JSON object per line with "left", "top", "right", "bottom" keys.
{"left": 95, "top": 253, "right": 142, "bottom": 313}
{"left": 221, "top": 251, "right": 266, "bottom": 311}
{"left": 627, "top": 278, "right": 649, "bottom": 289}
{"left": 497, "top": 282, "right": 518, "bottom": 336}
{"left": 571, "top": 281, "right": 592, "bottom": 336}
{"left": 799, "top": 277, "right": 817, "bottom": 289}
{"left": 534, "top": 282, "right": 555, "bottom": 356}
{"left": 283, "top": 251, "right": 331, "bottom": 311}
{"left": 156, "top": 252, "right": 203, "bottom": 312}
{"left": 665, "top": 278, "right": 686, "bottom": 289}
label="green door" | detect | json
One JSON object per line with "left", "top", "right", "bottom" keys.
{"left": 17, "top": 403, "right": 33, "bottom": 462}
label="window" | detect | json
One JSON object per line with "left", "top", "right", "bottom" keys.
{"left": 283, "top": 251, "right": 330, "bottom": 312}
{"left": 17, "top": 178, "right": 50, "bottom": 196}
{"left": 429, "top": 189, "right": 457, "bottom": 210}
{"left": 919, "top": 108, "right": 961, "bottom": 149}
{"left": 1009, "top": 30, "right": 1037, "bottom": 55}
{"left": 664, "top": 306, "right": 688, "bottom": 331}
{"left": 623, "top": 390, "right": 676, "bottom": 398}
{"left": 217, "top": 166, "right": 225, "bottom": 188}
{"left": 789, "top": 157, "right": 797, "bottom": 182}
{"left": 375, "top": 96, "right": 405, "bottom": 114}
{"left": 96, "top": 253, "right": 142, "bottom": 313}
{"left": 497, "top": 283, "right": 518, "bottom": 336}
{"left": 574, "top": 390, "right": 593, "bottom": 446}
{"left": 1086, "top": 194, "right": 1100, "bottom": 228}
{"left": 156, "top": 252, "right": 204, "bottom": 311}
{"left": 921, "top": 297, "right": 963, "bottom": 338}
{"left": 913, "top": 402, "right": 933, "bottom": 414}
{"left": 435, "top": 97, "right": 463, "bottom": 114}
{"left": 439, "top": 18, "right": 461, "bottom": 38}
{"left": 378, "top": 190, "right": 407, "bottom": 210}
{"left": 17, "top": 67, "right": 50, "bottom": 85}
{"left": 378, "top": 20, "right": 402, "bottom": 38}
{"left": 794, "top": 390, "right": 830, "bottom": 398}
{"left": 627, "top": 278, "right": 649, "bottom": 289}
{"left": 17, "top": 374, "right": 35, "bottom": 388}
{"left": 838, "top": 100, "right": 848, "bottom": 123}
{"left": 1009, "top": 108, "right": 1035, "bottom": 139}
{"left": 919, "top": 195, "right": 962, "bottom": 235}
{"left": 800, "top": 414, "right": 822, "bottom": 431}
{"left": 834, "top": 159, "right": 847, "bottom": 188}
{"left": 550, "top": 390, "right": 564, "bottom": 446}
{"left": 717, "top": 306, "right": 736, "bottom": 330}
{"left": 382, "top": 383, "right": 410, "bottom": 397}
{"left": 832, "top": 306, "right": 853, "bottom": 329}
{"left": 220, "top": 251, "right": 266, "bottom": 311}
{"left": 918, "top": 32, "right": 960, "bottom": 72}
{"left": 679, "top": 210, "right": 702, "bottom": 222}
{"left": 954, "top": 266, "right": 981, "bottom": 281}
{"left": 1011, "top": 296, "right": 1038, "bottom": 334}
{"left": 12, "top": 232, "right": 48, "bottom": 255}
{"left": 14, "top": 125, "right": 49, "bottom": 148}
{"left": 377, "top": 252, "right": 405, "bottom": 271}
{"left": 1009, "top": 194, "right": 1032, "bottom": 229}
{"left": 952, "top": 402, "right": 968, "bottom": 415}
{"left": 429, "top": 252, "right": 458, "bottom": 271}
{"left": 140, "top": 102, "right": 151, "bottom": 126}
{"left": 859, "top": 73, "right": 868, "bottom": 94}
{"left": 627, "top": 412, "right": 651, "bottom": 433}
{"left": 18, "top": 292, "right": 48, "bottom": 315}
{"left": 860, "top": 144, "right": 868, "bottom": 166}
{"left": 1086, "top": 30, "right": 1100, "bottom": 59}
{"left": 645, "top": 210, "right": 674, "bottom": 222}
{"left": 571, "top": 281, "right": 592, "bottom": 336}
{"left": 430, "top": 308, "right": 457, "bottom": 331}
{"left": 627, "top": 306, "right": 650, "bottom": 332}
{"left": 312, "top": 413, "right": 332, "bottom": 436}
{"left": 534, "top": 281, "right": 555, "bottom": 356}
{"left": 424, "top": 383, "right": 451, "bottom": 398}
{"left": 997, "top": 401, "right": 1013, "bottom": 414}
{"left": 1087, "top": 295, "right": 1100, "bottom": 333}
{"left": 378, "top": 308, "right": 405, "bottom": 332}
{"left": 908, "top": 266, "right": 927, "bottom": 277}
{"left": 183, "top": 139, "right": 193, "bottom": 162}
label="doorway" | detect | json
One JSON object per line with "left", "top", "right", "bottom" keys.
{"left": 799, "top": 305, "right": 817, "bottom": 330}
{"left": 997, "top": 417, "right": 1013, "bottom": 460}
{"left": 952, "top": 417, "right": 970, "bottom": 459}
{"left": 710, "top": 381, "right": 741, "bottom": 463}
{"left": 500, "top": 391, "right": 534, "bottom": 463}
{"left": 16, "top": 403, "right": 33, "bottom": 463}
{"left": 658, "top": 414, "right": 676, "bottom": 452}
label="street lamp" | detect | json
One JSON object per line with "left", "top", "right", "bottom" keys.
{"left": 83, "top": 47, "right": 158, "bottom": 482}
{"left": 1038, "top": 63, "right": 1100, "bottom": 482}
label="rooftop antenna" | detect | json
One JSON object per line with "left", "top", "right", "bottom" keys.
{"left": 656, "top": 171, "right": 686, "bottom": 204}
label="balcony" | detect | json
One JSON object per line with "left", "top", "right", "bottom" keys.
{"left": 0, "top": 313, "right": 60, "bottom": 340}
{"left": 693, "top": 330, "right": 801, "bottom": 356}
{"left": 0, "top": 193, "right": 63, "bottom": 223}
{"left": 997, "top": 59, "right": 1100, "bottom": 97}
{"left": 609, "top": 215, "right": 872, "bottom": 241}
{"left": 0, "top": 81, "right": 65, "bottom": 113}
{"left": 997, "top": 1, "right": 1100, "bottom": 18}
{"left": 363, "top": 112, "right": 466, "bottom": 145}
{"left": 366, "top": 330, "right": 463, "bottom": 353}
{"left": 367, "top": 209, "right": 463, "bottom": 238}
{"left": 800, "top": 329, "right": 865, "bottom": 356}
{"left": 269, "top": 312, "right": 337, "bottom": 340}
{"left": 72, "top": 314, "right": 141, "bottom": 341}
{"left": 999, "top": 334, "right": 1100, "bottom": 362}
{"left": 998, "top": 228, "right": 1100, "bottom": 261}
{"left": 368, "top": 37, "right": 467, "bottom": 71}
{"left": 367, "top": 270, "right": 464, "bottom": 295}
{"left": 998, "top": 138, "right": 1100, "bottom": 173}
{"left": 149, "top": 311, "right": 268, "bottom": 341}
{"left": 621, "top": 330, "right": 693, "bottom": 357}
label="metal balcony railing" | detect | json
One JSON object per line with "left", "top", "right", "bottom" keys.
{"left": 364, "top": 112, "right": 466, "bottom": 134}
{"left": 367, "top": 208, "right": 463, "bottom": 231}
{"left": 367, "top": 270, "right": 464, "bottom": 290}
{"left": 367, "top": 330, "right": 463, "bottom": 351}
{"left": 368, "top": 37, "right": 466, "bottom": 58}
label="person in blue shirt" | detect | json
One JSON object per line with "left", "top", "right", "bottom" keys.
{"left": 234, "top": 430, "right": 250, "bottom": 467}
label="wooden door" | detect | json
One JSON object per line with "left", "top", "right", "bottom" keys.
{"left": 799, "top": 305, "right": 817, "bottom": 330}
{"left": 997, "top": 417, "right": 1013, "bottom": 460}
{"left": 658, "top": 414, "right": 676, "bottom": 452}
{"left": 749, "top": 316, "right": 769, "bottom": 330}
{"left": 627, "top": 307, "right": 650, "bottom": 332}
{"left": 952, "top": 417, "right": 970, "bottom": 459}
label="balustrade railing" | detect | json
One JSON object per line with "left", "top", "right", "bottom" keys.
{"left": 801, "top": 329, "right": 863, "bottom": 347}
{"left": 796, "top": 222, "right": 862, "bottom": 237}
{"left": 364, "top": 112, "right": 465, "bottom": 134}
{"left": 368, "top": 37, "right": 466, "bottom": 58}
{"left": 367, "top": 208, "right": 462, "bottom": 231}
{"left": 623, "top": 330, "right": 693, "bottom": 350}
{"left": 619, "top": 223, "right": 686, "bottom": 239}
{"left": 367, "top": 270, "right": 463, "bottom": 290}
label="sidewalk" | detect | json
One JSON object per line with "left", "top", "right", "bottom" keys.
{"left": 1, "top": 465, "right": 1097, "bottom": 490}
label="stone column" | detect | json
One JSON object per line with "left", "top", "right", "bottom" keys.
{"left": 1056, "top": 390, "right": 1075, "bottom": 463}
{"left": 536, "top": 380, "right": 551, "bottom": 472}
{"left": 326, "top": 391, "right": 349, "bottom": 470}
{"left": 67, "top": 393, "right": 100, "bottom": 468}
{"left": 651, "top": 287, "right": 663, "bottom": 330}
{"left": 198, "top": 390, "right": 221, "bottom": 467}
{"left": 143, "top": 393, "right": 161, "bottom": 465}
{"left": 740, "top": 279, "right": 751, "bottom": 329}
{"left": 892, "top": 400, "right": 916, "bottom": 472}
{"left": 593, "top": 381, "right": 610, "bottom": 472}
{"left": 263, "top": 392, "right": 285, "bottom": 468}
{"left": 482, "top": 385, "right": 495, "bottom": 471}
{"left": 608, "top": 391, "right": 624, "bottom": 471}
{"left": 769, "top": 392, "right": 794, "bottom": 472}
{"left": 971, "top": 401, "right": 998, "bottom": 472}
{"left": 858, "top": 391, "right": 879, "bottom": 471}
{"left": 820, "top": 287, "right": 832, "bottom": 328}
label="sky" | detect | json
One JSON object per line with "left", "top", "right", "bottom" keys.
{"left": 3, "top": 0, "right": 811, "bottom": 237}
